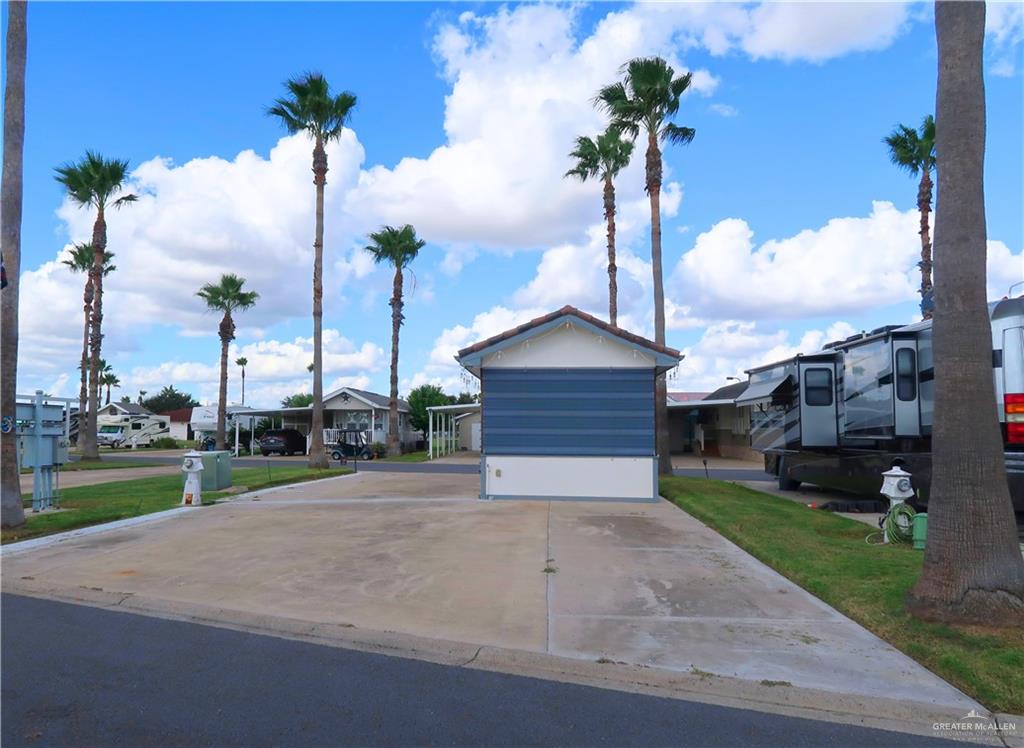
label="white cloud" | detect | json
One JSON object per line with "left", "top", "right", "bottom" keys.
{"left": 671, "top": 319, "right": 857, "bottom": 391}
{"left": 988, "top": 239, "right": 1024, "bottom": 299}
{"left": 986, "top": 1, "right": 1024, "bottom": 76}
{"left": 740, "top": 2, "right": 910, "bottom": 62}
{"left": 709, "top": 103, "right": 738, "bottom": 117}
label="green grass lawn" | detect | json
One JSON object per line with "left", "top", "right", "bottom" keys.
{"left": 660, "top": 476, "right": 1024, "bottom": 714}
{"left": 4, "top": 465, "right": 352, "bottom": 545}
{"left": 20, "top": 460, "right": 162, "bottom": 474}
{"left": 378, "top": 450, "right": 430, "bottom": 463}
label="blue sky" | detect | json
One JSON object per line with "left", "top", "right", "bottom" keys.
{"left": 6, "top": 1, "right": 1023, "bottom": 407}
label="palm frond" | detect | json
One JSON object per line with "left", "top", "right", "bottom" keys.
{"left": 662, "top": 123, "right": 696, "bottom": 146}
{"left": 269, "top": 72, "right": 357, "bottom": 142}
{"left": 54, "top": 151, "right": 134, "bottom": 210}
{"left": 197, "top": 273, "right": 260, "bottom": 313}
{"left": 365, "top": 224, "right": 425, "bottom": 269}
{"left": 884, "top": 123, "right": 923, "bottom": 175}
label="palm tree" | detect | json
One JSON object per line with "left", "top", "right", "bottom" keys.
{"left": 63, "top": 242, "right": 115, "bottom": 421}
{"left": 54, "top": 152, "right": 137, "bottom": 460}
{"left": 1, "top": 0, "right": 27, "bottom": 528}
{"left": 597, "top": 57, "right": 695, "bottom": 475}
{"left": 197, "top": 274, "right": 259, "bottom": 451}
{"left": 364, "top": 225, "right": 425, "bottom": 457}
{"left": 268, "top": 72, "right": 356, "bottom": 470}
{"left": 101, "top": 371, "right": 120, "bottom": 405}
{"left": 906, "top": 2, "right": 1024, "bottom": 625}
{"left": 885, "top": 115, "right": 937, "bottom": 318}
{"left": 565, "top": 127, "right": 634, "bottom": 327}
{"left": 236, "top": 356, "right": 248, "bottom": 406}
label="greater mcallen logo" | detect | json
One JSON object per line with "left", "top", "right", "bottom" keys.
{"left": 933, "top": 709, "right": 1017, "bottom": 735}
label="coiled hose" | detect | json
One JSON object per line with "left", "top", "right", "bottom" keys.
{"left": 866, "top": 502, "right": 916, "bottom": 545}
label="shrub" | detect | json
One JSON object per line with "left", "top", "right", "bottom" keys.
{"left": 150, "top": 436, "right": 180, "bottom": 450}
{"left": 371, "top": 441, "right": 387, "bottom": 458}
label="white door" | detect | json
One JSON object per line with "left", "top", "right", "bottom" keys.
{"left": 471, "top": 422, "right": 482, "bottom": 451}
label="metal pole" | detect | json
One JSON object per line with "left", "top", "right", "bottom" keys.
{"left": 428, "top": 409, "right": 433, "bottom": 460}
{"left": 234, "top": 418, "right": 240, "bottom": 457}
{"left": 33, "top": 391, "right": 43, "bottom": 512}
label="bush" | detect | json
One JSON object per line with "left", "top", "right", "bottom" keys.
{"left": 371, "top": 441, "right": 387, "bottom": 458}
{"left": 150, "top": 437, "right": 180, "bottom": 450}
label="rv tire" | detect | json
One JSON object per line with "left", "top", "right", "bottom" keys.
{"left": 777, "top": 457, "right": 801, "bottom": 491}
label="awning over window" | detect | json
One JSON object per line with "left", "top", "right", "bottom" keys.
{"left": 735, "top": 376, "right": 789, "bottom": 405}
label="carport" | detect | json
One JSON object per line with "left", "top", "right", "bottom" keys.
{"left": 457, "top": 306, "right": 681, "bottom": 502}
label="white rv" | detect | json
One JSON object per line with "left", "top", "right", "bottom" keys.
{"left": 96, "top": 411, "right": 170, "bottom": 448}
{"left": 742, "top": 296, "right": 1024, "bottom": 510}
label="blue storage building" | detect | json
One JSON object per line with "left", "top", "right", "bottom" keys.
{"left": 456, "top": 306, "right": 681, "bottom": 502}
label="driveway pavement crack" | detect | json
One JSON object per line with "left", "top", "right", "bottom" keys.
{"left": 461, "top": 646, "right": 483, "bottom": 667}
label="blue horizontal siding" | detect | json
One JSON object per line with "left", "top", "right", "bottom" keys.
{"left": 482, "top": 368, "right": 654, "bottom": 456}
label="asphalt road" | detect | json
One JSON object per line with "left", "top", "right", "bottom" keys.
{"left": 2, "top": 595, "right": 959, "bottom": 747}
{"left": 99, "top": 453, "right": 774, "bottom": 481}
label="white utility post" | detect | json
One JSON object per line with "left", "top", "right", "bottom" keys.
{"left": 428, "top": 409, "right": 433, "bottom": 460}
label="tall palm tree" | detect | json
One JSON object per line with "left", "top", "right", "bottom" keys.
{"left": 1, "top": 0, "right": 27, "bottom": 528}
{"left": 63, "top": 242, "right": 115, "bottom": 422}
{"left": 906, "top": 1, "right": 1024, "bottom": 625}
{"left": 565, "top": 127, "right": 634, "bottom": 327}
{"left": 268, "top": 72, "right": 356, "bottom": 469}
{"left": 236, "top": 356, "right": 248, "bottom": 406}
{"left": 364, "top": 225, "right": 425, "bottom": 457}
{"left": 885, "top": 115, "right": 937, "bottom": 318}
{"left": 197, "top": 274, "right": 259, "bottom": 451}
{"left": 54, "top": 152, "right": 137, "bottom": 460}
{"left": 597, "top": 57, "right": 695, "bottom": 475}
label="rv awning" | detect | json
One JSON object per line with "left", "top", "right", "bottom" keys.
{"left": 735, "top": 376, "right": 789, "bottom": 405}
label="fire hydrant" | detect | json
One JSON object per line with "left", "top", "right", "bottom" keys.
{"left": 181, "top": 450, "right": 204, "bottom": 506}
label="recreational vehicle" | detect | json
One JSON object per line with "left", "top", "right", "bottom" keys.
{"left": 742, "top": 296, "right": 1024, "bottom": 511}
{"left": 96, "top": 413, "right": 171, "bottom": 448}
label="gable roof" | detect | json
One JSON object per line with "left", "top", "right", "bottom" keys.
{"left": 322, "top": 386, "right": 410, "bottom": 412}
{"left": 101, "top": 402, "right": 152, "bottom": 415}
{"left": 456, "top": 306, "right": 682, "bottom": 369}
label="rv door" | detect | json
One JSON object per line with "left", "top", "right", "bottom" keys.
{"left": 892, "top": 340, "right": 921, "bottom": 437}
{"left": 797, "top": 361, "right": 838, "bottom": 447}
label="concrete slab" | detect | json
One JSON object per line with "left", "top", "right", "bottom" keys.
{"left": 672, "top": 455, "right": 763, "bottom": 470}
{"left": 2, "top": 470, "right": 980, "bottom": 719}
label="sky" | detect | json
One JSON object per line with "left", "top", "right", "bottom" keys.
{"left": 5, "top": 1, "right": 1024, "bottom": 409}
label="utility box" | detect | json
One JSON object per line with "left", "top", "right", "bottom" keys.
{"left": 182, "top": 450, "right": 233, "bottom": 491}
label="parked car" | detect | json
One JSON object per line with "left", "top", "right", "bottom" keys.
{"left": 258, "top": 429, "right": 306, "bottom": 456}
{"left": 328, "top": 429, "right": 373, "bottom": 461}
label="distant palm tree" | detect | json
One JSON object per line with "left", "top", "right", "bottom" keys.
{"left": 885, "top": 115, "right": 937, "bottom": 318}
{"left": 236, "top": 356, "right": 248, "bottom": 406}
{"left": 197, "top": 274, "right": 259, "bottom": 450}
{"left": 63, "top": 242, "right": 115, "bottom": 420}
{"left": 365, "top": 225, "right": 425, "bottom": 457}
{"left": 597, "top": 57, "right": 695, "bottom": 475}
{"left": 100, "top": 370, "right": 120, "bottom": 405}
{"left": 54, "top": 152, "right": 137, "bottom": 460}
{"left": 1, "top": 0, "right": 27, "bottom": 528}
{"left": 268, "top": 72, "right": 356, "bottom": 470}
{"left": 565, "top": 127, "right": 634, "bottom": 326}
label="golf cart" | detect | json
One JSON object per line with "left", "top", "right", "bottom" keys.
{"left": 328, "top": 429, "right": 373, "bottom": 461}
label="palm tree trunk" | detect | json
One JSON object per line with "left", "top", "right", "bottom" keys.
{"left": 907, "top": 0, "right": 1024, "bottom": 625}
{"left": 646, "top": 132, "right": 672, "bottom": 476}
{"left": 604, "top": 174, "right": 618, "bottom": 327}
{"left": 81, "top": 206, "right": 107, "bottom": 460}
{"left": 78, "top": 276, "right": 93, "bottom": 435}
{"left": 918, "top": 168, "right": 934, "bottom": 319}
{"left": 216, "top": 312, "right": 231, "bottom": 451}
{"left": 387, "top": 267, "right": 403, "bottom": 457}
{"left": 105, "top": 383, "right": 110, "bottom": 405}
{"left": 308, "top": 137, "right": 328, "bottom": 469}
{"left": 241, "top": 367, "right": 245, "bottom": 406}
{"left": 1, "top": 0, "right": 27, "bottom": 528}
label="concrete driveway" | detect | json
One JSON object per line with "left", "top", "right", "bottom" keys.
{"left": 2, "top": 471, "right": 977, "bottom": 717}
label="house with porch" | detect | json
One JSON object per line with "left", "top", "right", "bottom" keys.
{"left": 246, "top": 386, "right": 417, "bottom": 452}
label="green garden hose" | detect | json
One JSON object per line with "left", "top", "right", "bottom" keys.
{"left": 867, "top": 502, "right": 916, "bottom": 545}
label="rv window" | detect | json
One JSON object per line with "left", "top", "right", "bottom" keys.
{"left": 896, "top": 348, "right": 917, "bottom": 401}
{"left": 131, "top": 422, "right": 142, "bottom": 430}
{"left": 804, "top": 368, "right": 833, "bottom": 406}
